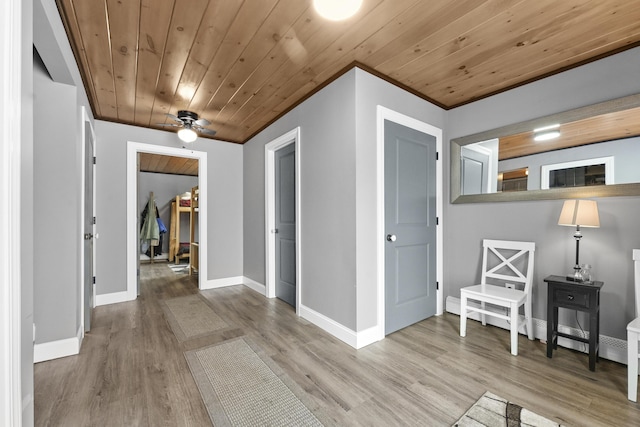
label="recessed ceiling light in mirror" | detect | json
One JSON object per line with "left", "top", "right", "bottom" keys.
{"left": 534, "top": 130, "right": 561, "bottom": 141}
{"left": 313, "top": 0, "right": 363, "bottom": 21}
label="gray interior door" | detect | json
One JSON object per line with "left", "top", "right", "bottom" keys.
{"left": 83, "top": 125, "right": 94, "bottom": 332}
{"left": 275, "top": 143, "right": 296, "bottom": 307}
{"left": 385, "top": 120, "right": 437, "bottom": 335}
{"left": 461, "top": 146, "right": 489, "bottom": 195}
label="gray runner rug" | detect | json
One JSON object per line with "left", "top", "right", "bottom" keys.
{"left": 185, "top": 337, "right": 328, "bottom": 427}
{"left": 161, "top": 294, "right": 229, "bottom": 342}
{"left": 453, "top": 391, "right": 563, "bottom": 427}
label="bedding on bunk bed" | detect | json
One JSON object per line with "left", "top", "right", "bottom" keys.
{"left": 177, "top": 242, "right": 190, "bottom": 255}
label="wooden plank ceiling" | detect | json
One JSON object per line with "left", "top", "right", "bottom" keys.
{"left": 58, "top": 0, "right": 640, "bottom": 149}
{"left": 139, "top": 153, "right": 198, "bottom": 176}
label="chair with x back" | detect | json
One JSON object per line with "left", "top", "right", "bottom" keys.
{"left": 460, "top": 239, "right": 536, "bottom": 356}
{"left": 627, "top": 249, "right": 640, "bottom": 401}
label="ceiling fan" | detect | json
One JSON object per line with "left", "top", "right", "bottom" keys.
{"left": 157, "top": 110, "right": 217, "bottom": 143}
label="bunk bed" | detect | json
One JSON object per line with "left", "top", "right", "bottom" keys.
{"left": 189, "top": 186, "right": 199, "bottom": 276}
{"left": 169, "top": 194, "right": 191, "bottom": 264}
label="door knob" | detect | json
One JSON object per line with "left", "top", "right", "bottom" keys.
{"left": 386, "top": 234, "right": 396, "bottom": 242}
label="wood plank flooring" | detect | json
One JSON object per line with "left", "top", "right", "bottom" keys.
{"left": 35, "top": 263, "right": 640, "bottom": 426}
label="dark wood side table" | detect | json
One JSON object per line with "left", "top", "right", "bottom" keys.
{"left": 545, "top": 275, "right": 604, "bottom": 371}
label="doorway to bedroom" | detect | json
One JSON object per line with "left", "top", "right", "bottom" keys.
{"left": 138, "top": 153, "right": 200, "bottom": 279}
{"left": 127, "top": 142, "right": 208, "bottom": 298}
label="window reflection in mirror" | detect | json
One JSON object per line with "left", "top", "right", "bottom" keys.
{"left": 549, "top": 164, "right": 605, "bottom": 188}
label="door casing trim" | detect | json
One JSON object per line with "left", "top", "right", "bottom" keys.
{"left": 1, "top": 0, "right": 25, "bottom": 421}
{"left": 126, "top": 141, "right": 207, "bottom": 299}
{"left": 376, "top": 106, "right": 443, "bottom": 340}
{"left": 265, "top": 127, "right": 301, "bottom": 313}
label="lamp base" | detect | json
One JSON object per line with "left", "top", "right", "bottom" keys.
{"left": 566, "top": 264, "right": 583, "bottom": 282}
{"left": 565, "top": 274, "right": 593, "bottom": 284}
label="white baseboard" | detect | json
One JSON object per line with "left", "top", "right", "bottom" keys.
{"left": 299, "top": 304, "right": 358, "bottom": 348}
{"left": 202, "top": 276, "right": 244, "bottom": 290}
{"left": 34, "top": 326, "right": 82, "bottom": 363}
{"left": 242, "top": 277, "right": 266, "bottom": 295}
{"left": 95, "top": 290, "right": 134, "bottom": 306}
{"left": 355, "top": 325, "right": 383, "bottom": 349}
{"left": 446, "top": 296, "right": 627, "bottom": 365}
{"left": 297, "top": 307, "right": 381, "bottom": 350}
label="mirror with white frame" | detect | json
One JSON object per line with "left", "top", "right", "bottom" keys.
{"left": 451, "top": 93, "right": 640, "bottom": 203}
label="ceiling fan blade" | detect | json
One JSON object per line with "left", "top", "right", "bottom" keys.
{"left": 195, "top": 118, "right": 211, "bottom": 126}
{"left": 156, "top": 123, "right": 181, "bottom": 128}
{"left": 195, "top": 127, "right": 217, "bottom": 136}
{"left": 166, "top": 113, "right": 183, "bottom": 124}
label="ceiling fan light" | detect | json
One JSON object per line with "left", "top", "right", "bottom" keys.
{"left": 313, "top": 0, "right": 362, "bottom": 21}
{"left": 177, "top": 128, "right": 197, "bottom": 143}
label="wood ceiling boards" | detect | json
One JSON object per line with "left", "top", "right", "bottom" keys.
{"left": 139, "top": 153, "right": 198, "bottom": 176}
{"left": 57, "top": 0, "right": 640, "bottom": 145}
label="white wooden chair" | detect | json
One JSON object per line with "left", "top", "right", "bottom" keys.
{"left": 460, "top": 239, "right": 536, "bottom": 356}
{"left": 627, "top": 249, "right": 640, "bottom": 402}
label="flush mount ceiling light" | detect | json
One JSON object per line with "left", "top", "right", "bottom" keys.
{"left": 533, "top": 123, "right": 561, "bottom": 141}
{"left": 313, "top": 0, "right": 362, "bottom": 21}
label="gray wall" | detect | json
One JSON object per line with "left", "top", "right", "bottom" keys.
{"left": 138, "top": 172, "right": 198, "bottom": 255}
{"left": 95, "top": 121, "right": 243, "bottom": 295}
{"left": 243, "top": 68, "right": 446, "bottom": 332}
{"left": 244, "top": 70, "right": 358, "bottom": 329}
{"left": 33, "top": 51, "right": 82, "bottom": 344}
{"left": 21, "top": 0, "right": 34, "bottom": 422}
{"left": 446, "top": 47, "right": 640, "bottom": 339}
{"left": 353, "top": 69, "right": 446, "bottom": 330}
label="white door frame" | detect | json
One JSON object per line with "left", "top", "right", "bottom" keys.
{"left": 376, "top": 106, "right": 443, "bottom": 340}
{"left": 265, "top": 127, "right": 301, "bottom": 312}
{"left": 461, "top": 140, "right": 497, "bottom": 194}
{"left": 126, "top": 141, "right": 208, "bottom": 298}
{"left": 80, "top": 106, "right": 96, "bottom": 336}
{"left": 1, "top": 0, "right": 24, "bottom": 422}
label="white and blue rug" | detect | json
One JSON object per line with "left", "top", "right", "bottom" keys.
{"left": 454, "top": 392, "right": 563, "bottom": 427}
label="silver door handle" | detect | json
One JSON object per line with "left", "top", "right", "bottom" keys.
{"left": 386, "top": 234, "right": 396, "bottom": 242}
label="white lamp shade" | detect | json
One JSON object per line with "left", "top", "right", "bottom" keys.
{"left": 558, "top": 199, "right": 600, "bottom": 227}
{"left": 313, "top": 0, "right": 362, "bottom": 21}
{"left": 177, "top": 128, "right": 197, "bottom": 143}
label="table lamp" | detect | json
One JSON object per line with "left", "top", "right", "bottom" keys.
{"left": 558, "top": 199, "right": 600, "bottom": 281}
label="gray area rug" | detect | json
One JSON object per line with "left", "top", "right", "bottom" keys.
{"left": 161, "top": 294, "right": 229, "bottom": 342}
{"left": 454, "top": 392, "right": 563, "bottom": 427}
{"left": 185, "top": 337, "right": 327, "bottom": 427}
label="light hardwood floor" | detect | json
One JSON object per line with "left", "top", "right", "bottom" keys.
{"left": 35, "top": 263, "right": 639, "bottom": 426}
